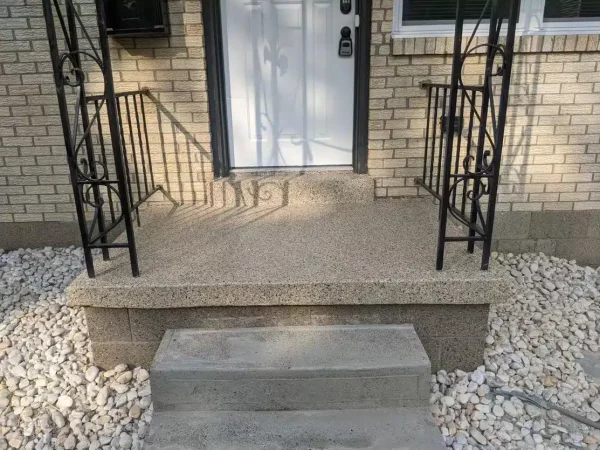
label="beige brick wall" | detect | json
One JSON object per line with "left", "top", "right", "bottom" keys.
{"left": 0, "top": 0, "right": 212, "bottom": 224}
{"left": 369, "top": 0, "right": 600, "bottom": 212}
{"left": 2, "top": 0, "right": 600, "bottom": 226}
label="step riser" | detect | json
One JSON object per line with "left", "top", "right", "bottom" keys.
{"left": 152, "top": 374, "right": 430, "bottom": 412}
{"left": 150, "top": 325, "right": 431, "bottom": 413}
{"left": 211, "top": 173, "right": 374, "bottom": 206}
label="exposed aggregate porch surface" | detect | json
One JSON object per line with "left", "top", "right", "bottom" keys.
{"left": 67, "top": 199, "right": 509, "bottom": 309}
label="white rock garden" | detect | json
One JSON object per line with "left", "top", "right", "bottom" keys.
{"left": 0, "top": 247, "right": 151, "bottom": 449}
{"left": 432, "top": 252, "right": 600, "bottom": 449}
{"left": 1, "top": 246, "right": 600, "bottom": 449}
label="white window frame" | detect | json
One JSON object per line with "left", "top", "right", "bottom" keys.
{"left": 392, "top": 0, "right": 600, "bottom": 39}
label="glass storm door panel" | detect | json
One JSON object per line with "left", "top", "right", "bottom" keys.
{"left": 222, "top": 0, "right": 355, "bottom": 168}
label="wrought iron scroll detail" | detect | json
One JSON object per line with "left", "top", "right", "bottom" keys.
{"left": 417, "top": 0, "right": 520, "bottom": 270}
{"left": 42, "top": 0, "right": 141, "bottom": 277}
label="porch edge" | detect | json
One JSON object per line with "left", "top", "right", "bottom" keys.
{"left": 67, "top": 277, "right": 509, "bottom": 308}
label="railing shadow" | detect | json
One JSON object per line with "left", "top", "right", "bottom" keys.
{"left": 144, "top": 91, "right": 302, "bottom": 214}
{"left": 142, "top": 91, "right": 212, "bottom": 207}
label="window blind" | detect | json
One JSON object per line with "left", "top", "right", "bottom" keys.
{"left": 402, "top": 0, "right": 516, "bottom": 24}
{"left": 544, "top": 0, "right": 600, "bottom": 19}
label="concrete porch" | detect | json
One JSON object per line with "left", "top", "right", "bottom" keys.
{"left": 67, "top": 178, "right": 509, "bottom": 371}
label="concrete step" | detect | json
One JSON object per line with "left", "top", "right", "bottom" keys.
{"left": 211, "top": 171, "right": 374, "bottom": 206}
{"left": 144, "top": 408, "right": 446, "bottom": 450}
{"left": 150, "top": 325, "right": 431, "bottom": 412}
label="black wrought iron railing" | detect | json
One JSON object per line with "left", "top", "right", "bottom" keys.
{"left": 416, "top": 83, "right": 484, "bottom": 205}
{"left": 417, "top": 0, "right": 519, "bottom": 271}
{"left": 85, "top": 89, "right": 161, "bottom": 228}
{"left": 42, "top": 0, "right": 165, "bottom": 278}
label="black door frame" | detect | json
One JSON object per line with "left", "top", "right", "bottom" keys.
{"left": 201, "top": 0, "right": 371, "bottom": 177}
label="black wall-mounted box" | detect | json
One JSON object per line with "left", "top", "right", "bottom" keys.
{"left": 104, "top": 0, "right": 170, "bottom": 37}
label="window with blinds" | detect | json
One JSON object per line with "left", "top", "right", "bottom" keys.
{"left": 544, "top": 0, "right": 600, "bottom": 20}
{"left": 393, "top": 0, "right": 600, "bottom": 38}
{"left": 401, "top": 0, "right": 517, "bottom": 24}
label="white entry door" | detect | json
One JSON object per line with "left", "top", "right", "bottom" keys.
{"left": 221, "top": 0, "right": 355, "bottom": 168}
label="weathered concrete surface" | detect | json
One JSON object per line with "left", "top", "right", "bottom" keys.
{"left": 151, "top": 325, "right": 430, "bottom": 412}
{"left": 578, "top": 351, "right": 600, "bottom": 382}
{"left": 144, "top": 408, "right": 446, "bottom": 450}
{"left": 67, "top": 199, "right": 509, "bottom": 308}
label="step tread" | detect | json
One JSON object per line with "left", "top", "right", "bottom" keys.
{"left": 152, "top": 325, "right": 430, "bottom": 377}
{"left": 150, "top": 325, "right": 431, "bottom": 411}
{"left": 144, "top": 407, "right": 446, "bottom": 450}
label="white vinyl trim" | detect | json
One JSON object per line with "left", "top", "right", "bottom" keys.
{"left": 231, "top": 166, "right": 353, "bottom": 173}
{"left": 392, "top": 0, "right": 600, "bottom": 39}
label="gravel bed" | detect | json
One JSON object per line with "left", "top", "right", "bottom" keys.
{"left": 433, "top": 252, "right": 600, "bottom": 450}
{"left": 0, "top": 247, "right": 151, "bottom": 449}
{"left": 2, "top": 246, "right": 600, "bottom": 449}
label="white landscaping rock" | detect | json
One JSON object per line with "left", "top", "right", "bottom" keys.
{"left": 431, "top": 252, "right": 600, "bottom": 449}
{"left": 0, "top": 247, "right": 153, "bottom": 450}
{"left": 85, "top": 365, "right": 100, "bottom": 382}
{"left": 56, "top": 394, "right": 73, "bottom": 410}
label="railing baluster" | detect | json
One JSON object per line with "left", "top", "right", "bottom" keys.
{"left": 422, "top": 87, "right": 432, "bottom": 187}
{"left": 133, "top": 94, "right": 150, "bottom": 195}
{"left": 436, "top": 88, "right": 448, "bottom": 195}
{"left": 139, "top": 93, "right": 156, "bottom": 190}
{"left": 429, "top": 88, "right": 439, "bottom": 190}
{"left": 462, "top": 90, "right": 477, "bottom": 216}
{"left": 452, "top": 90, "right": 466, "bottom": 209}
{"left": 94, "top": 99, "right": 116, "bottom": 223}
{"left": 85, "top": 90, "right": 165, "bottom": 238}
{"left": 124, "top": 96, "right": 143, "bottom": 226}
{"left": 116, "top": 97, "right": 137, "bottom": 224}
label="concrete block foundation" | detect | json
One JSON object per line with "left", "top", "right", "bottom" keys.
{"left": 84, "top": 303, "right": 489, "bottom": 372}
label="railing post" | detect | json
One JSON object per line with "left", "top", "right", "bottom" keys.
{"left": 467, "top": 0, "right": 501, "bottom": 255}
{"left": 480, "top": 0, "right": 519, "bottom": 269}
{"left": 42, "top": 0, "right": 96, "bottom": 277}
{"left": 436, "top": 0, "right": 465, "bottom": 270}
{"left": 94, "top": 0, "right": 140, "bottom": 276}
{"left": 65, "top": 0, "right": 110, "bottom": 263}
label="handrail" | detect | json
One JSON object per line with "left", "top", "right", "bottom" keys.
{"left": 86, "top": 88, "right": 150, "bottom": 102}
{"left": 420, "top": 81, "right": 484, "bottom": 92}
